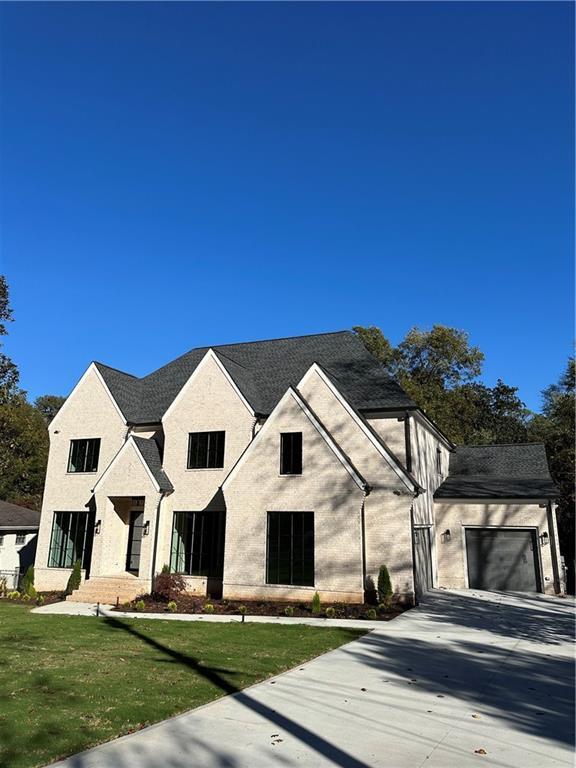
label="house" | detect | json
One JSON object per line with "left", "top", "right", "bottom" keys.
{"left": 0, "top": 500, "right": 40, "bottom": 589}
{"left": 33, "top": 331, "right": 563, "bottom": 604}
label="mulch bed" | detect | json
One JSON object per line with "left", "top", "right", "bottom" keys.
{"left": 114, "top": 594, "right": 407, "bottom": 621}
{"left": 1, "top": 591, "right": 66, "bottom": 607}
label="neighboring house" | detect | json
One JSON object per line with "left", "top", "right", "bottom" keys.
{"left": 33, "top": 331, "right": 563, "bottom": 604}
{"left": 0, "top": 500, "right": 40, "bottom": 589}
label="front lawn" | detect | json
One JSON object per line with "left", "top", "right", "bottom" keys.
{"left": 0, "top": 603, "right": 364, "bottom": 768}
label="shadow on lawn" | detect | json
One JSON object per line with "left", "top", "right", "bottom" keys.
{"left": 60, "top": 616, "right": 370, "bottom": 768}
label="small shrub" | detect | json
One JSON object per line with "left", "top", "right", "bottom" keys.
{"left": 311, "top": 592, "right": 321, "bottom": 615}
{"left": 22, "top": 566, "right": 36, "bottom": 598}
{"left": 161, "top": 563, "right": 170, "bottom": 574}
{"left": 7, "top": 591, "right": 20, "bottom": 600}
{"left": 36, "top": 594, "right": 45, "bottom": 606}
{"left": 134, "top": 600, "right": 145, "bottom": 612}
{"left": 377, "top": 564, "right": 393, "bottom": 611}
{"left": 122, "top": 601, "right": 132, "bottom": 610}
{"left": 66, "top": 559, "right": 82, "bottom": 595}
{"left": 378, "top": 603, "right": 387, "bottom": 614}
{"left": 21, "top": 593, "right": 31, "bottom": 602}
{"left": 325, "top": 606, "right": 336, "bottom": 619}
{"left": 152, "top": 570, "right": 186, "bottom": 602}
{"left": 203, "top": 603, "right": 214, "bottom": 614}
{"left": 364, "top": 575, "right": 378, "bottom": 605}
{"left": 237, "top": 604, "right": 247, "bottom": 615}
{"left": 366, "top": 608, "right": 377, "bottom": 620}
{"left": 167, "top": 601, "right": 177, "bottom": 613}
{"left": 284, "top": 605, "right": 294, "bottom": 617}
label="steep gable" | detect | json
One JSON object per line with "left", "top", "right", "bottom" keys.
{"left": 93, "top": 331, "right": 416, "bottom": 424}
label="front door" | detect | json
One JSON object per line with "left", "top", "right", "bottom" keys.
{"left": 126, "top": 511, "right": 144, "bottom": 574}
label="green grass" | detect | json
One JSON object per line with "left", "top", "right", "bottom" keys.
{"left": 0, "top": 604, "right": 364, "bottom": 768}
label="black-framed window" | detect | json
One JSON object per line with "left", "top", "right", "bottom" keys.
{"left": 280, "top": 432, "right": 302, "bottom": 475}
{"left": 68, "top": 438, "right": 100, "bottom": 473}
{"left": 170, "top": 511, "right": 225, "bottom": 576}
{"left": 15, "top": 533, "right": 26, "bottom": 545}
{"left": 266, "top": 511, "right": 314, "bottom": 586}
{"left": 436, "top": 446, "right": 442, "bottom": 475}
{"left": 187, "top": 431, "right": 225, "bottom": 469}
{"left": 48, "top": 512, "right": 90, "bottom": 568}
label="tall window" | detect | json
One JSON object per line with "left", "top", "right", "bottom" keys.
{"left": 187, "top": 431, "right": 225, "bottom": 469}
{"left": 68, "top": 439, "right": 100, "bottom": 473}
{"left": 15, "top": 533, "right": 26, "bottom": 545}
{"left": 436, "top": 446, "right": 442, "bottom": 475}
{"left": 267, "top": 511, "right": 314, "bottom": 586}
{"left": 48, "top": 512, "right": 90, "bottom": 568}
{"left": 280, "top": 432, "right": 302, "bottom": 475}
{"left": 170, "top": 511, "right": 225, "bottom": 576}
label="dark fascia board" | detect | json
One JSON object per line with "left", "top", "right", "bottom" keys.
{"left": 0, "top": 525, "right": 39, "bottom": 531}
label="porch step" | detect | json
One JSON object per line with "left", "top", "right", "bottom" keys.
{"left": 67, "top": 575, "right": 150, "bottom": 604}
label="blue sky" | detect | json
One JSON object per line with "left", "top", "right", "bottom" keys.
{"left": 1, "top": 2, "right": 573, "bottom": 411}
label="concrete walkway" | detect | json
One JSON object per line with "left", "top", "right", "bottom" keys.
{"left": 49, "top": 590, "right": 575, "bottom": 768}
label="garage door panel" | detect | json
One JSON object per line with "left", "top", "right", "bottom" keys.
{"left": 466, "top": 529, "right": 540, "bottom": 592}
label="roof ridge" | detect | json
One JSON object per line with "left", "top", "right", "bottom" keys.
{"left": 94, "top": 361, "right": 138, "bottom": 379}
{"left": 458, "top": 442, "right": 546, "bottom": 449}
{"left": 208, "top": 330, "right": 352, "bottom": 349}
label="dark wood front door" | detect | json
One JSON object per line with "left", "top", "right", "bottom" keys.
{"left": 126, "top": 511, "right": 144, "bottom": 574}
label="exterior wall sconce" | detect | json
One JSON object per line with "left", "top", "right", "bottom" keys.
{"left": 143, "top": 521, "right": 150, "bottom": 536}
{"left": 94, "top": 520, "right": 101, "bottom": 535}
{"left": 441, "top": 529, "right": 451, "bottom": 543}
{"left": 539, "top": 531, "right": 549, "bottom": 546}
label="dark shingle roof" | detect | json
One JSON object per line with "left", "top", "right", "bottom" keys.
{"left": 0, "top": 500, "right": 40, "bottom": 529}
{"left": 96, "top": 331, "right": 416, "bottom": 424}
{"left": 434, "top": 444, "right": 558, "bottom": 499}
{"left": 132, "top": 437, "right": 174, "bottom": 493}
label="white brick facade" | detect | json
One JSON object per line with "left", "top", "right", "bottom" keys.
{"left": 34, "top": 339, "right": 564, "bottom": 603}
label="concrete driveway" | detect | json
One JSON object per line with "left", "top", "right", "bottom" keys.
{"left": 51, "top": 590, "right": 575, "bottom": 768}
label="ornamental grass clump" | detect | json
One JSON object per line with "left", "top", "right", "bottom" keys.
{"left": 325, "top": 606, "right": 336, "bottom": 619}
{"left": 284, "top": 605, "right": 294, "bottom": 617}
{"left": 203, "top": 603, "right": 214, "bottom": 614}
{"left": 365, "top": 608, "right": 377, "bottom": 620}
{"left": 167, "top": 601, "right": 177, "bottom": 613}
{"left": 134, "top": 600, "right": 145, "bottom": 612}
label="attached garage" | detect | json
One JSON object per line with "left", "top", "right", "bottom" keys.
{"left": 433, "top": 444, "right": 563, "bottom": 596}
{"left": 465, "top": 528, "right": 541, "bottom": 592}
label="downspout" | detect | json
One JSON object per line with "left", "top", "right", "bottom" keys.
{"left": 360, "top": 486, "right": 371, "bottom": 601}
{"left": 150, "top": 490, "right": 167, "bottom": 583}
{"left": 404, "top": 411, "right": 413, "bottom": 474}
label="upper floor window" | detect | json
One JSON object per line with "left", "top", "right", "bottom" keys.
{"left": 68, "top": 439, "right": 100, "bottom": 473}
{"left": 187, "top": 431, "right": 225, "bottom": 469}
{"left": 0, "top": 535, "right": 3, "bottom": 546}
{"left": 15, "top": 533, "right": 26, "bottom": 545}
{"left": 436, "top": 446, "right": 442, "bottom": 475}
{"left": 280, "top": 432, "right": 302, "bottom": 475}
